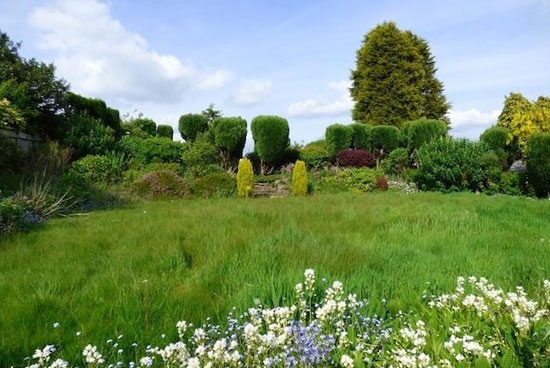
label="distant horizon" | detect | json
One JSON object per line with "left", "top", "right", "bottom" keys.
{"left": 2, "top": 0, "right": 549, "bottom": 150}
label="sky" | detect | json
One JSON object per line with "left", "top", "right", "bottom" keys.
{"left": 1, "top": 0, "right": 549, "bottom": 149}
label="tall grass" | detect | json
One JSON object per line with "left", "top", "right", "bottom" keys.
{"left": 1, "top": 192, "right": 549, "bottom": 365}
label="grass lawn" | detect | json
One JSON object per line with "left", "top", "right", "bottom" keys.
{"left": 1, "top": 192, "right": 550, "bottom": 365}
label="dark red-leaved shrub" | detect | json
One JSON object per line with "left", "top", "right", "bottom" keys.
{"left": 376, "top": 176, "right": 388, "bottom": 191}
{"left": 336, "top": 149, "right": 374, "bottom": 168}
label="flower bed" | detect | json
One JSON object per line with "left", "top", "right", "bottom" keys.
{"left": 22, "top": 270, "right": 550, "bottom": 367}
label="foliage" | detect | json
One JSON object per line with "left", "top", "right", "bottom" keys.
{"left": 351, "top": 22, "right": 449, "bottom": 126}
{"left": 118, "top": 136, "right": 186, "bottom": 165}
{"left": 130, "top": 170, "right": 191, "bottom": 199}
{"left": 480, "top": 126, "right": 511, "bottom": 168}
{"left": 122, "top": 117, "right": 157, "bottom": 138}
{"left": 0, "top": 196, "right": 28, "bottom": 234}
{"left": 415, "top": 138, "right": 501, "bottom": 192}
{"left": 370, "top": 125, "right": 400, "bottom": 163}
{"left": 178, "top": 113, "right": 208, "bottom": 142}
{"left": 0, "top": 98, "right": 25, "bottom": 131}
{"left": 334, "top": 167, "right": 384, "bottom": 192}
{"left": 191, "top": 172, "right": 236, "bottom": 198}
{"left": 61, "top": 114, "right": 116, "bottom": 158}
{"left": 376, "top": 176, "right": 389, "bottom": 190}
{"left": 382, "top": 147, "right": 410, "bottom": 176}
{"left": 325, "top": 124, "right": 353, "bottom": 156}
{"left": 0, "top": 31, "right": 69, "bottom": 139}
{"left": 335, "top": 149, "right": 374, "bottom": 168}
{"left": 156, "top": 125, "right": 174, "bottom": 140}
{"left": 201, "top": 104, "right": 222, "bottom": 126}
{"left": 237, "top": 158, "right": 254, "bottom": 197}
{"left": 292, "top": 160, "right": 307, "bottom": 196}
{"left": 404, "top": 118, "right": 447, "bottom": 151}
{"left": 350, "top": 123, "right": 372, "bottom": 150}
{"left": 181, "top": 134, "right": 220, "bottom": 177}
{"left": 65, "top": 92, "right": 121, "bottom": 135}
{"left": 299, "top": 140, "right": 331, "bottom": 169}
{"left": 251, "top": 115, "right": 290, "bottom": 170}
{"left": 214, "top": 117, "right": 247, "bottom": 169}
{"left": 68, "top": 155, "right": 123, "bottom": 185}
{"left": 486, "top": 171, "right": 523, "bottom": 196}
{"left": 526, "top": 133, "right": 550, "bottom": 198}
{"left": 496, "top": 92, "right": 532, "bottom": 132}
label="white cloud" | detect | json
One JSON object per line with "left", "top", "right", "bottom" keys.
{"left": 27, "top": 0, "right": 233, "bottom": 103}
{"left": 448, "top": 108, "right": 501, "bottom": 139}
{"left": 231, "top": 79, "right": 272, "bottom": 106}
{"left": 287, "top": 80, "right": 352, "bottom": 118}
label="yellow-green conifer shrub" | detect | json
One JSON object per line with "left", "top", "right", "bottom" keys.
{"left": 237, "top": 158, "right": 254, "bottom": 197}
{"left": 292, "top": 160, "right": 308, "bottom": 196}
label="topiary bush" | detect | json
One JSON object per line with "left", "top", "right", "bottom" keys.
{"left": 350, "top": 123, "right": 372, "bottom": 150}
{"left": 292, "top": 160, "right": 307, "bottom": 196}
{"left": 299, "top": 140, "right": 331, "bottom": 169}
{"left": 191, "top": 172, "right": 236, "bottom": 198}
{"left": 156, "top": 125, "right": 174, "bottom": 140}
{"left": 480, "top": 126, "right": 511, "bottom": 169}
{"left": 325, "top": 124, "right": 353, "bottom": 156}
{"left": 371, "top": 125, "right": 400, "bottom": 163}
{"left": 336, "top": 149, "right": 374, "bottom": 168}
{"left": 382, "top": 147, "right": 410, "bottom": 176}
{"left": 526, "top": 133, "right": 550, "bottom": 198}
{"left": 251, "top": 115, "right": 290, "bottom": 173}
{"left": 130, "top": 170, "right": 191, "bottom": 199}
{"left": 178, "top": 113, "right": 208, "bottom": 142}
{"left": 214, "top": 117, "right": 247, "bottom": 169}
{"left": 405, "top": 119, "right": 447, "bottom": 151}
{"left": 237, "top": 158, "right": 254, "bottom": 197}
{"left": 415, "top": 138, "right": 501, "bottom": 192}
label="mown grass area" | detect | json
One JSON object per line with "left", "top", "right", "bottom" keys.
{"left": 1, "top": 192, "right": 550, "bottom": 365}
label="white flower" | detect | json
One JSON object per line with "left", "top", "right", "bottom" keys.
{"left": 48, "top": 359, "right": 68, "bottom": 368}
{"left": 139, "top": 357, "right": 153, "bottom": 367}
{"left": 340, "top": 354, "right": 354, "bottom": 368}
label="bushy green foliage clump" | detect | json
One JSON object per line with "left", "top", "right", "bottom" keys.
{"left": 237, "top": 158, "right": 254, "bottom": 197}
{"left": 526, "top": 133, "right": 550, "bottom": 198}
{"left": 118, "top": 136, "right": 186, "bottom": 165}
{"left": 156, "top": 125, "right": 174, "bottom": 140}
{"left": 334, "top": 167, "right": 385, "bottom": 192}
{"left": 480, "top": 126, "right": 511, "bottom": 168}
{"left": 68, "top": 155, "right": 123, "bottom": 184}
{"left": 404, "top": 119, "right": 447, "bottom": 151}
{"left": 325, "top": 124, "right": 353, "bottom": 156}
{"left": 179, "top": 113, "right": 208, "bottom": 142}
{"left": 299, "top": 140, "right": 331, "bottom": 169}
{"left": 62, "top": 115, "right": 116, "bottom": 158}
{"left": 382, "top": 148, "right": 410, "bottom": 176}
{"left": 191, "top": 172, "right": 236, "bottom": 198}
{"left": 371, "top": 125, "right": 400, "bottom": 163}
{"left": 182, "top": 135, "right": 220, "bottom": 177}
{"left": 415, "top": 138, "right": 500, "bottom": 192}
{"left": 214, "top": 117, "right": 247, "bottom": 168}
{"left": 350, "top": 123, "right": 372, "bottom": 150}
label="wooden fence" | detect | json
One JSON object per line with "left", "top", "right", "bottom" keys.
{"left": 0, "top": 128, "right": 42, "bottom": 154}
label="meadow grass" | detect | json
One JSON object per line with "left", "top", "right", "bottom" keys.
{"left": 1, "top": 192, "right": 550, "bottom": 365}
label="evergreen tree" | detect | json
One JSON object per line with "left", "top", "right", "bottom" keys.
{"left": 351, "top": 22, "right": 449, "bottom": 126}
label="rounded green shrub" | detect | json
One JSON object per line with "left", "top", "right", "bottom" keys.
{"left": 251, "top": 115, "right": 290, "bottom": 169}
{"left": 335, "top": 168, "right": 384, "bottom": 192}
{"left": 130, "top": 170, "right": 191, "bottom": 199}
{"left": 191, "top": 172, "right": 236, "bottom": 198}
{"left": 405, "top": 119, "right": 447, "bottom": 151}
{"left": 371, "top": 125, "right": 400, "bottom": 162}
{"left": 415, "top": 138, "right": 500, "bottom": 192}
{"left": 118, "top": 136, "right": 186, "bottom": 165}
{"left": 480, "top": 126, "right": 510, "bottom": 168}
{"left": 156, "top": 125, "right": 174, "bottom": 140}
{"left": 68, "top": 155, "right": 121, "bottom": 184}
{"left": 299, "top": 140, "right": 331, "bottom": 169}
{"left": 325, "top": 124, "right": 353, "bottom": 156}
{"left": 350, "top": 123, "right": 372, "bottom": 150}
{"left": 292, "top": 160, "right": 307, "bottom": 196}
{"left": 526, "top": 133, "right": 550, "bottom": 198}
{"left": 178, "top": 113, "right": 208, "bottom": 142}
{"left": 237, "top": 158, "right": 254, "bottom": 197}
{"left": 214, "top": 117, "right": 247, "bottom": 168}
{"left": 382, "top": 147, "right": 410, "bottom": 176}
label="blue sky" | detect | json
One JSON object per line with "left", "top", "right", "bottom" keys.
{"left": 1, "top": 0, "right": 549, "bottom": 149}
